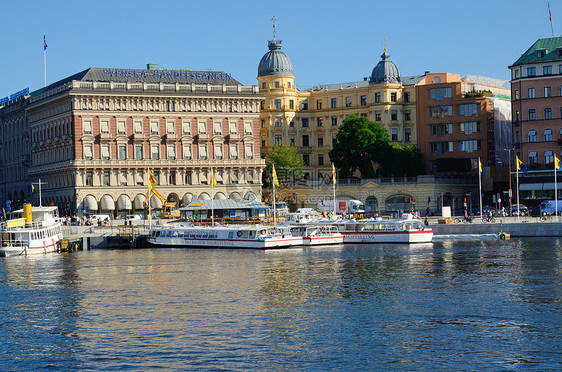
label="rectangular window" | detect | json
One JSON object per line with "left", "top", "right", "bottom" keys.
{"left": 135, "top": 145, "right": 143, "bottom": 160}
{"left": 331, "top": 116, "right": 337, "bottom": 126}
{"left": 544, "top": 65, "right": 552, "bottom": 75}
{"left": 274, "top": 117, "right": 282, "bottom": 127}
{"left": 101, "top": 144, "right": 110, "bottom": 160}
{"left": 244, "top": 122, "right": 252, "bottom": 134}
{"left": 199, "top": 144, "right": 207, "bottom": 159}
{"left": 185, "top": 171, "right": 192, "bottom": 185}
{"left": 528, "top": 88, "right": 536, "bottom": 98}
{"left": 316, "top": 100, "right": 322, "bottom": 110}
{"left": 514, "top": 69, "right": 520, "bottom": 78}
{"left": 375, "top": 93, "right": 381, "bottom": 103}
{"left": 405, "top": 128, "right": 411, "bottom": 142}
{"left": 261, "top": 82, "right": 266, "bottom": 89}
{"left": 134, "top": 121, "right": 143, "bottom": 134}
{"left": 151, "top": 145, "right": 159, "bottom": 160}
{"left": 303, "top": 154, "right": 310, "bottom": 166}
{"left": 289, "top": 100, "right": 294, "bottom": 109}
{"left": 345, "top": 97, "right": 352, "bottom": 107}
{"left": 100, "top": 121, "right": 109, "bottom": 133}
{"left": 214, "top": 144, "right": 223, "bottom": 159}
{"left": 429, "top": 142, "right": 453, "bottom": 154}
{"left": 301, "top": 101, "right": 308, "bottom": 110}
{"left": 527, "top": 67, "right": 536, "bottom": 76}
{"left": 169, "top": 170, "right": 176, "bottom": 185}
{"left": 430, "top": 87, "right": 452, "bottom": 101}
{"left": 136, "top": 171, "right": 144, "bottom": 186}
{"left": 182, "top": 121, "right": 191, "bottom": 134}
{"left": 317, "top": 118, "right": 323, "bottom": 127}
{"left": 274, "top": 99, "right": 281, "bottom": 109}
{"left": 117, "top": 121, "right": 126, "bottom": 134}
{"left": 529, "top": 151, "right": 538, "bottom": 164}
{"left": 544, "top": 86, "right": 552, "bottom": 97}
{"left": 529, "top": 109, "right": 536, "bottom": 121}
{"left": 391, "top": 92, "right": 397, "bottom": 102}
{"left": 103, "top": 171, "right": 110, "bottom": 186}
{"left": 120, "top": 171, "right": 127, "bottom": 186}
{"left": 545, "top": 128, "right": 553, "bottom": 141}
{"left": 430, "top": 105, "right": 453, "bottom": 117}
{"left": 274, "top": 134, "right": 282, "bottom": 146}
{"left": 83, "top": 144, "right": 93, "bottom": 160}
{"left": 459, "top": 139, "right": 481, "bottom": 153}
{"left": 360, "top": 95, "right": 367, "bottom": 106}
{"left": 514, "top": 90, "right": 519, "bottom": 100}
{"left": 118, "top": 145, "right": 126, "bottom": 160}
{"left": 167, "top": 145, "right": 176, "bottom": 160}
{"left": 391, "top": 110, "right": 398, "bottom": 121}
{"left": 245, "top": 144, "right": 253, "bottom": 159}
{"left": 528, "top": 129, "right": 537, "bottom": 142}
{"left": 150, "top": 121, "right": 159, "bottom": 135}
{"left": 375, "top": 111, "right": 382, "bottom": 121}
{"left": 153, "top": 171, "right": 160, "bottom": 186}
{"left": 458, "top": 121, "right": 480, "bottom": 135}
{"left": 289, "top": 134, "right": 295, "bottom": 145}
{"left": 404, "top": 110, "right": 411, "bottom": 121}
{"left": 198, "top": 121, "right": 207, "bottom": 134}
{"left": 318, "top": 154, "right": 324, "bottom": 166}
{"left": 302, "top": 134, "right": 309, "bottom": 147}
{"left": 289, "top": 118, "right": 294, "bottom": 127}
{"left": 545, "top": 150, "right": 554, "bottom": 164}
{"left": 85, "top": 171, "right": 93, "bottom": 186}
{"left": 545, "top": 108, "right": 553, "bottom": 120}
{"left": 331, "top": 98, "right": 337, "bottom": 108}
{"left": 229, "top": 122, "right": 237, "bottom": 134}
{"left": 458, "top": 103, "right": 480, "bottom": 117}
{"left": 332, "top": 133, "right": 337, "bottom": 146}
{"left": 274, "top": 81, "right": 280, "bottom": 88}
{"left": 317, "top": 134, "right": 323, "bottom": 147}
{"left": 183, "top": 145, "right": 192, "bottom": 159}
{"left": 391, "top": 128, "right": 398, "bottom": 141}
{"left": 213, "top": 122, "right": 222, "bottom": 135}
{"left": 166, "top": 121, "right": 175, "bottom": 134}
{"left": 83, "top": 121, "right": 92, "bottom": 134}
{"left": 431, "top": 124, "right": 453, "bottom": 136}
{"left": 404, "top": 92, "right": 410, "bottom": 102}
{"left": 302, "top": 118, "right": 309, "bottom": 127}
{"left": 287, "top": 82, "right": 291, "bottom": 88}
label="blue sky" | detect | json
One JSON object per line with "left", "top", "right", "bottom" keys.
{"left": 0, "top": 0, "right": 557, "bottom": 97}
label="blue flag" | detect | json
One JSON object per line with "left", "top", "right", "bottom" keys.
{"left": 517, "top": 156, "right": 528, "bottom": 174}
{"left": 44, "top": 35, "right": 47, "bottom": 51}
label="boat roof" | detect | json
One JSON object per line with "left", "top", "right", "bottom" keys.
{"left": 11, "top": 206, "right": 58, "bottom": 214}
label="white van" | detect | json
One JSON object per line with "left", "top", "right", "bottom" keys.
{"left": 91, "top": 214, "right": 110, "bottom": 222}
{"left": 124, "top": 214, "right": 143, "bottom": 221}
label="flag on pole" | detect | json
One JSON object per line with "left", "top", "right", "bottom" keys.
{"left": 478, "top": 158, "right": 483, "bottom": 175}
{"left": 549, "top": 1, "right": 552, "bottom": 21}
{"left": 148, "top": 169, "right": 156, "bottom": 190}
{"left": 332, "top": 163, "right": 337, "bottom": 185}
{"left": 31, "top": 185, "right": 35, "bottom": 193}
{"left": 272, "top": 164, "right": 279, "bottom": 187}
{"left": 44, "top": 34, "right": 48, "bottom": 51}
{"left": 210, "top": 169, "right": 216, "bottom": 189}
{"left": 556, "top": 155, "right": 561, "bottom": 170}
{"left": 517, "top": 156, "right": 528, "bottom": 174}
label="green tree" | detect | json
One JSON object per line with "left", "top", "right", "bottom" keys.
{"left": 380, "top": 143, "right": 425, "bottom": 176}
{"left": 329, "top": 115, "right": 390, "bottom": 178}
{"left": 263, "top": 144, "right": 305, "bottom": 187}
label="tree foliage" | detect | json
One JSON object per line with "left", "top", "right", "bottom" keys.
{"left": 263, "top": 144, "right": 305, "bottom": 186}
{"left": 330, "top": 115, "right": 425, "bottom": 178}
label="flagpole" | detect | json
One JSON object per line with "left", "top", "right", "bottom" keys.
{"left": 555, "top": 157, "right": 558, "bottom": 220}
{"left": 332, "top": 163, "right": 337, "bottom": 219}
{"left": 148, "top": 168, "right": 152, "bottom": 229}
{"left": 273, "top": 182, "right": 276, "bottom": 226}
{"left": 211, "top": 167, "right": 214, "bottom": 226}
{"left": 43, "top": 34, "right": 47, "bottom": 87}
{"left": 549, "top": 2, "right": 554, "bottom": 37}
{"left": 516, "top": 157, "right": 520, "bottom": 223}
{"left": 478, "top": 157, "right": 483, "bottom": 221}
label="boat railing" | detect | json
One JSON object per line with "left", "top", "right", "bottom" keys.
{"left": 0, "top": 220, "right": 51, "bottom": 231}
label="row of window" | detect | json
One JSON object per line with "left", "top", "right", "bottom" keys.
{"left": 516, "top": 128, "right": 560, "bottom": 143}
{"left": 429, "top": 103, "right": 481, "bottom": 118}
{"left": 526, "top": 150, "right": 558, "bottom": 165}
{"left": 513, "top": 60, "right": 562, "bottom": 79}
{"left": 262, "top": 81, "right": 292, "bottom": 89}
{"left": 516, "top": 86, "right": 562, "bottom": 100}
{"left": 84, "top": 169, "right": 254, "bottom": 187}
{"left": 519, "top": 107, "right": 562, "bottom": 121}
{"left": 298, "top": 91, "right": 411, "bottom": 111}
{"left": 82, "top": 143, "right": 254, "bottom": 161}
{"left": 82, "top": 120, "right": 254, "bottom": 136}
{"left": 431, "top": 122, "right": 481, "bottom": 136}
{"left": 430, "top": 140, "right": 482, "bottom": 154}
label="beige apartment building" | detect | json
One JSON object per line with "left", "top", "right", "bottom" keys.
{"left": 0, "top": 66, "right": 265, "bottom": 216}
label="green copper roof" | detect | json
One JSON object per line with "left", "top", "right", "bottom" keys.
{"left": 510, "top": 36, "right": 562, "bottom": 67}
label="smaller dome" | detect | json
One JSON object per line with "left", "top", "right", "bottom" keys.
{"left": 258, "top": 40, "right": 294, "bottom": 77}
{"left": 369, "top": 51, "right": 401, "bottom": 84}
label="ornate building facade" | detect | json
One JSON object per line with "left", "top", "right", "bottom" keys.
{"left": 0, "top": 67, "right": 265, "bottom": 216}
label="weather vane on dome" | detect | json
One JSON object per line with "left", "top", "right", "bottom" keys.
{"left": 383, "top": 38, "right": 388, "bottom": 52}
{"left": 272, "top": 15, "right": 277, "bottom": 41}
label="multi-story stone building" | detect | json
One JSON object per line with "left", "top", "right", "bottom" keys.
{"left": 509, "top": 36, "right": 562, "bottom": 202}
{"left": 257, "top": 39, "right": 423, "bottom": 181}
{"left": 0, "top": 66, "right": 265, "bottom": 217}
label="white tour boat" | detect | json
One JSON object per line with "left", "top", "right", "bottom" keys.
{"left": 333, "top": 214, "right": 433, "bottom": 244}
{"left": 289, "top": 225, "right": 344, "bottom": 246}
{"left": 0, "top": 205, "right": 63, "bottom": 256}
{"left": 148, "top": 223, "right": 304, "bottom": 249}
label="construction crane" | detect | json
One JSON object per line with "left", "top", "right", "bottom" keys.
{"left": 144, "top": 189, "right": 180, "bottom": 218}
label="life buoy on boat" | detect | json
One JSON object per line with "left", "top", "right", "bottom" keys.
{"left": 260, "top": 229, "right": 266, "bottom": 235}
{"left": 237, "top": 231, "right": 243, "bottom": 237}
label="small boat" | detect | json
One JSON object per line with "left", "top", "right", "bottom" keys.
{"left": 148, "top": 223, "right": 304, "bottom": 249}
{"left": 289, "top": 225, "right": 344, "bottom": 246}
{"left": 0, "top": 205, "right": 63, "bottom": 257}
{"left": 333, "top": 214, "right": 433, "bottom": 244}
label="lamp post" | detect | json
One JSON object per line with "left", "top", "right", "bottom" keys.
{"left": 505, "top": 148, "right": 514, "bottom": 216}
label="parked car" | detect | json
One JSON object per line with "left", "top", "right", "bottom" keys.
{"left": 124, "top": 214, "right": 143, "bottom": 221}
{"left": 511, "top": 204, "right": 528, "bottom": 216}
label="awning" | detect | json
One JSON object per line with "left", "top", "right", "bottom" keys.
{"left": 100, "top": 195, "right": 115, "bottom": 211}
{"left": 134, "top": 194, "right": 146, "bottom": 209}
{"left": 117, "top": 195, "right": 132, "bottom": 210}
{"left": 83, "top": 195, "right": 98, "bottom": 211}
{"left": 215, "top": 192, "right": 227, "bottom": 200}
{"left": 230, "top": 192, "right": 241, "bottom": 200}
{"left": 150, "top": 195, "right": 162, "bottom": 209}
{"left": 182, "top": 193, "right": 193, "bottom": 205}
{"left": 199, "top": 193, "right": 211, "bottom": 200}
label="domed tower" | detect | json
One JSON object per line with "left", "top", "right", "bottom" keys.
{"left": 369, "top": 50, "right": 401, "bottom": 84}
{"left": 257, "top": 19, "right": 298, "bottom": 154}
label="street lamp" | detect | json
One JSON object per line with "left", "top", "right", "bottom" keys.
{"left": 504, "top": 148, "right": 514, "bottom": 216}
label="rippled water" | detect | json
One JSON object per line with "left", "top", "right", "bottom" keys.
{"left": 0, "top": 238, "right": 561, "bottom": 370}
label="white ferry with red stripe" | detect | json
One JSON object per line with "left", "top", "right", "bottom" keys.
{"left": 148, "top": 223, "right": 304, "bottom": 249}
{"left": 0, "top": 205, "right": 63, "bottom": 256}
{"left": 289, "top": 225, "right": 344, "bottom": 246}
{"left": 333, "top": 214, "right": 433, "bottom": 244}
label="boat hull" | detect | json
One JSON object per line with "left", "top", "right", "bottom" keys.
{"left": 341, "top": 229, "right": 433, "bottom": 244}
{"left": 303, "top": 235, "right": 344, "bottom": 246}
{"left": 147, "top": 236, "right": 304, "bottom": 249}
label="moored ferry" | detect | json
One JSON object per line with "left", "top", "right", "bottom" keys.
{"left": 333, "top": 214, "right": 433, "bottom": 244}
{"left": 289, "top": 225, "right": 344, "bottom": 246}
{"left": 148, "top": 223, "right": 304, "bottom": 249}
{"left": 0, "top": 205, "right": 63, "bottom": 256}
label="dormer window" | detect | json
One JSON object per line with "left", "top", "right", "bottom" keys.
{"left": 537, "top": 50, "right": 546, "bottom": 58}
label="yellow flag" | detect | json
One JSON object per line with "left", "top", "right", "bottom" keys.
{"left": 272, "top": 165, "right": 279, "bottom": 187}
{"left": 210, "top": 169, "right": 216, "bottom": 189}
{"left": 148, "top": 169, "right": 157, "bottom": 190}
{"left": 332, "top": 163, "right": 337, "bottom": 185}
{"left": 478, "top": 158, "right": 482, "bottom": 175}
{"left": 31, "top": 184, "right": 35, "bottom": 192}
{"left": 556, "top": 155, "right": 561, "bottom": 171}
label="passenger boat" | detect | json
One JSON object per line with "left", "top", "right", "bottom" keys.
{"left": 148, "top": 223, "right": 304, "bottom": 249}
{"left": 289, "top": 225, "right": 344, "bottom": 246}
{"left": 333, "top": 214, "right": 433, "bottom": 244}
{"left": 0, "top": 205, "right": 63, "bottom": 256}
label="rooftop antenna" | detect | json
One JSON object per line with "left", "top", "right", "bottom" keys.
{"left": 272, "top": 15, "right": 277, "bottom": 41}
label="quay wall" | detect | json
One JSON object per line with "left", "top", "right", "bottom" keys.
{"left": 431, "top": 221, "right": 562, "bottom": 237}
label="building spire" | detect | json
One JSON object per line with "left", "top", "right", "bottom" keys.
{"left": 383, "top": 38, "right": 388, "bottom": 52}
{"left": 272, "top": 15, "right": 277, "bottom": 41}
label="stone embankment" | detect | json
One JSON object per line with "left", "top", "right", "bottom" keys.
{"left": 428, "top": 216, "right": 562, "bottom": 237}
